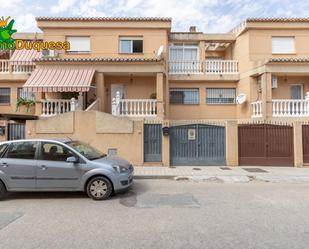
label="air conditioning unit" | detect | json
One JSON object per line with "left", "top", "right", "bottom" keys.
{"left": 272, "top": 75, "right": 278, "bottom": 89}
{"left": 42, "top": 49, "right": 59, "bottom": 58}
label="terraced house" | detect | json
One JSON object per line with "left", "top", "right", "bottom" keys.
{"left": 1, "top": 17, "right": 309, "bottom": 167}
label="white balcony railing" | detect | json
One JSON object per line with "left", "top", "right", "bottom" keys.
{"left": 168, "top": 61, "right": 203, "bottom": 74}
{"left": 251, "top": 101, "right": 263, "bottom": 118}
{"left": 169, "top": 60, "right": 238, "bottom": 75}
{"left": 41, "top": 99, "right": 78, "bottom": 117}
{"left": 112, "top": 92, "right": 157, "bottom": 117}
{"left": 0, "top": 60, "right": 35, "bottom": 74}
{"left": 272, "top": 99, "right": 309, "bottom": 117}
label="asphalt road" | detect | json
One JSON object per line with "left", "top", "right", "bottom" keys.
{"left": 1, "top": 180, "right": 309, "bottom": 249}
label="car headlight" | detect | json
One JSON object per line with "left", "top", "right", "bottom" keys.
{"left": 113, "top": 165, "right": 128, "bottom": 173}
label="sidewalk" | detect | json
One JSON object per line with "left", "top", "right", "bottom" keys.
{"left": 134, "top": 166, "right": 309, "bottom": 183}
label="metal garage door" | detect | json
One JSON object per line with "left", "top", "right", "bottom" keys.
{"left": 170, "top": 124, "right": 225, "bottom": 166}
{"left": 144, "top": 124, "right": 162, "bottom": 162}
{"left": 238, "top": 124, "right": 293, "bottom": 166}
{"left": 8, "top": 123, "right": 25, "bottom": 140}
{"left": 303, "top": 125, "right": 309, "bottom": 163}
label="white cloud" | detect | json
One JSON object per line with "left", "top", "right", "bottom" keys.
{"left": 3, "top": 0, "right": 309, "bottom": 32}
{"left": 51, "top": 0, "right": 77, "bottom": 14}
{"left": 15, "top": 13, "right": 37, "bottom": 31}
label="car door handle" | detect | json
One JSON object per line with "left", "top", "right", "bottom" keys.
{"left": 40, "top": 165, "right": 48, "bottom": 170}
{"left": 2, "top": 162, "right": 8, "bottom": 168}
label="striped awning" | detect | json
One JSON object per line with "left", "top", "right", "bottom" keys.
{"left": 9, "top": 49, "right": 41, "bottom": 64}
{"left": 23, "top": 67, "right": 95, "bottom": 92}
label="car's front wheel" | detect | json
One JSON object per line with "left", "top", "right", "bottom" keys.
{"left": 86, "top": 176, "right": 113, "bottom": 200}
{"left": 0, "top": 181, "right": 7, "bottom": 201}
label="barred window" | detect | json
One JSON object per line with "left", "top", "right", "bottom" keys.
{"left": 170, "top": 88, "right": 199, "bottom": 104}
{"left": 17, "top": 88, "right": 35, "bottom": 100}
{"left": 0, "top": 88, "right": 10, "bottom": 104}
{"left": 206, "top": 88, "right": 236, "bottom": 104}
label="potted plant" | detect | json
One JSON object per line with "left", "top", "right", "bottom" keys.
{"left": 150, "top": 93, "right": 157, "bottom": 99}
{"left": 15, "top": 97, "right": 36, "bottom": 112}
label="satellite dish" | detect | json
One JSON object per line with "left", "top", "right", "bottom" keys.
{"left": 236, "top": 93, "right": 247, "bottom": 104}
{"left": 157, "top": 45, "right": 164, "bottom": 58}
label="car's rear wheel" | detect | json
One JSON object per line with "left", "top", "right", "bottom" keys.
{"left": 0, "top": 181, "right": 7, "bottom": 201}
{"left": 86, "top": 176, "right": 112, "bottom": 200}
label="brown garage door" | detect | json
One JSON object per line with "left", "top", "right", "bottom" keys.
{"left": 238, "top": 124, "right": 294, "bottom": 166}
{"left": 303, "top": 125, "right": 309, "bottom": 163}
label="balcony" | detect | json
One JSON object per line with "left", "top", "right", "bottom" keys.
{"left": 251, "top": 99, "right": 309, "bottom": 118}
{"left": 168, "top": 60, "right": 239, "bottom": 75}
{"left": 112, "top": 95, "right": 157, "bottom": 117}
{"left": 0, "top": 60, "right": 35, "bottom": 74}
{"left": 40, "top": 99, "right": 79, "bottom": 117}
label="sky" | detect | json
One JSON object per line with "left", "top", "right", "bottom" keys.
{"left": 1, "top": 0, "right": 309, "bottom": 33}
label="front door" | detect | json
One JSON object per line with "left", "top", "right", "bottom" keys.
{"left": 0, "top": 141, "right": 38, "bottom": 189}
{"left": 36, "top": 142, "right": 82, "bottom": 189}
{"left": 111, "top": 84, "right": 124, "bottom": 103}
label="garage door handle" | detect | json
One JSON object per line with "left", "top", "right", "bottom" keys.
{"left": 40, "top": 165, "right": 47, "bottom": 170}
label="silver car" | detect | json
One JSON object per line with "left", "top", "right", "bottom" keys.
{"left": 0, "top": 139, "right": 134, "bottom": 200}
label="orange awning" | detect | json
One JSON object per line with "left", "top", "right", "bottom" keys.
{"left": 23, "top": 67, "right": 95, "bottom": 92}
{"left": 9, "top": 49, "right": 41, "bottom": 64}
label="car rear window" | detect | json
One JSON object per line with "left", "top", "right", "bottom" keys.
{"left": 0, "top": 144, "right": 8, "bottom": 158}
{"left": 6, "top": 142, "right": 37, "bottom": 160}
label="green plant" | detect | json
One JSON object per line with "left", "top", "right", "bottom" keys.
{"left": 15, "top": 97, "right": 35, "bottom": 112}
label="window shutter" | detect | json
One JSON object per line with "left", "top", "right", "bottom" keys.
{"left": 67, "top": 37, "right": 90, "bottom": 52}
{"left": 272, "top": 37, "right": 295, "bottom": 54}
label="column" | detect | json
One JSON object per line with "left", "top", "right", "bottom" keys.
{"left": 226, "top": 120, "right": 238, "bottom": 166}
{"left": 156, "top": 72, "right": 164, "bottom": 118}
{"left": 293, "top": 121, "right": 303, "bottom": 167}
{"left": 95, "top": 72, "right": 105, "bottom": 112}
{"left": 261, "top": 73, "right": 272, "bottom": 119}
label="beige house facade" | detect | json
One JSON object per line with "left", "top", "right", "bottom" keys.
{"left": 1, "top": 17, "right": 309, "bottom": 167}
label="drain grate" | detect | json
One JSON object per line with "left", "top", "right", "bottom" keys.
{"left": 242, "top": 168, "right": 268, "bottom": 173}
{"left": 220, "top": 167, "right": 232, "bottom": 170}
{"left": 193, "top": 168, "right": 202, "bottom": 171}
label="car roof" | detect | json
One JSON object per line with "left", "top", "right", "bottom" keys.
{"left": 0, "top": 138, "right": 73, "bottom": 145}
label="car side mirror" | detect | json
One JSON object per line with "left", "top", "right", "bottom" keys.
{"left": 66, "top": 156, "right": 78, "bottom": 163}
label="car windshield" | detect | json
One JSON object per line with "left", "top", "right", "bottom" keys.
{"left": 66, "top": 141, "right": 106, "bottom": 160}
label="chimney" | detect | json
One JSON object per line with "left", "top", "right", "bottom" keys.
{"left": 189, "top": 26, "right": 197, "bottom": 32}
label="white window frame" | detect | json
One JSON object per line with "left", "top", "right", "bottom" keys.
{"left": 169, "top": 43, "right": 199, "bottom": 62}
{"left": 169, "top": 88, "right": 200, "bottom": 105}
{"left": 66, "top": 36, "right": 91, "bottom": 54}
{"left": 271, "top": 37, "right": 295, "bottom": 54}
{"left": 0, "top": 88, "right": 11, "bottom": 104}
{"left": 119, "top": 37, "right": 143, "bottom": 54}
{"left": 17, "top": 88, "right": 35, "bottom": 100}
{"left": 206, "top": 88, "right": 236, "bottom": 104}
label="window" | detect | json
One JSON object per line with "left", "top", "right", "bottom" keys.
{"left": 17, "top": 88, "right": 35, "bottom": 100}
{"left": 206, "top": 88, "right": 236, "bottom": 104}
{"left": 272, "top": 37, "right": 295, "bottom": 54}
{"left": 0, "top": 88, "right": 10, "bottom": 104}
{"left": 169, "top": 44, "right": 199, "bottom": 61}
{"left": 0, "top": 144, "right": 8, "bottom": 158}
{"left": 40, "top": 142, "right": 75, "bottom": 162}
{"left": 66, "top": 141, "right": 106, "bottom": 160}
{"left": 170, "top": 88, "right": 199, "bottom": 104}
{"left": 6, "top": 142, "right": 37, "bottom": 160}
{"left": 119, "top": 37, "right": 143, "bottom": 53}
{"left": 66, "top": 36, "right": 90, "bottom": 53}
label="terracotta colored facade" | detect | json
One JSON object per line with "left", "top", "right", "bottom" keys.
{"left": 1, "top": 17, "right": 309, "bottom": 167}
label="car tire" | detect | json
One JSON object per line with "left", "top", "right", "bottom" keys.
{"left": 86, "top": 176, "right": 113, "bottom": 201}
{"left": 0, "top": 181, "right": 7, "bottom": 201}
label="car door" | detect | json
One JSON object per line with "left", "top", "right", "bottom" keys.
{"left": 0, "top": 141, "right": 38, "bottom": 190}
{"left": 36, "top": 142, "right": 82, "bottom": 189}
